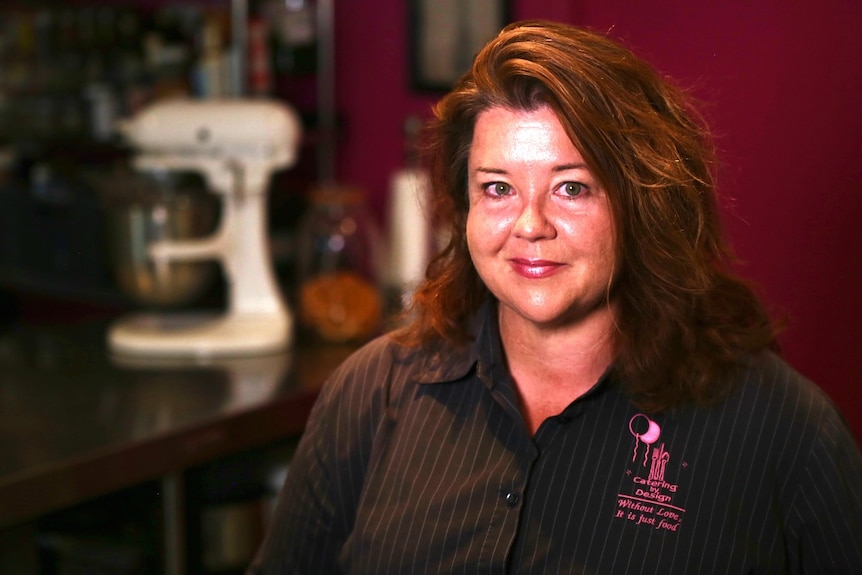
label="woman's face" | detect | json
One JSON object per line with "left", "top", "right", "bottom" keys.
{"left": 466, "top": 105, "right": 617, "bottom": 332}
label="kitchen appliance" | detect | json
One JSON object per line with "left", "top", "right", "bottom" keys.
{"left": 107, "top": 98, "right": 302, "bottom": 358}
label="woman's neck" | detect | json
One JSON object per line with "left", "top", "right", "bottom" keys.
{"left": 498, "top": 304, "right": 617, "bottom": 434}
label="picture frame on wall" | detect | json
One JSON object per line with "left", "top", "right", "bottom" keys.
{"left": 409, "top": 0, "right": 511, "bottom": 92}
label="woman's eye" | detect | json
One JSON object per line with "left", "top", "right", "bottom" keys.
{"left": 487, "top": 182, "right": 511, "bottom": 196}
{"left": 560, "top": 182, "right": 585, "bottom": 197}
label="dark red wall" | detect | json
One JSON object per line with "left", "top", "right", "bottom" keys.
{"left": 331, "top": 0, "right": 862, "bottom": 439}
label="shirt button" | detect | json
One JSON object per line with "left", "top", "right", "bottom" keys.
{"left": 504, "top": 492, "right": 520, "bottom": 507}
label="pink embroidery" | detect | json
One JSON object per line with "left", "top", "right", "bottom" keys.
{"left": 649, "top": 443, "right": 670, "bottom": 482}
{"left": 615, "top": 414, "right": 687, "bottom": 532}
{"left": 629, "top": 414, "right": 661, "bottom": 465}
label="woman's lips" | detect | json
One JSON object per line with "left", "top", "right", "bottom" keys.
{"left": 510, "top": 258, "right": 563, "bottom": 279}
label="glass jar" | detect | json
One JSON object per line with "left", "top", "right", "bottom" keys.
{"left": 295, "top": 184, "right": 383, "bottom": 343}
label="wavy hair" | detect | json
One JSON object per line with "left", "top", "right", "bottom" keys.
{"left": 394, "top": 20, "right": 779, "bottom": 411}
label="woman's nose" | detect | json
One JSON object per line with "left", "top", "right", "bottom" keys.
{"left": 512, "top": 198, "right": 555, "bottom": 240}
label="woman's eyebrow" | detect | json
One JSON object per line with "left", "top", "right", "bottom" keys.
{"left": 473, "top": 166, "right": 509, "bottom": 175}
{"left": 553, "top": 162, "right": 588, "bottom": 172}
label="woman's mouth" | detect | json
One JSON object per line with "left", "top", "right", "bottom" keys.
{"left": 509, "top": 258, "right": 563, "bottom": 279}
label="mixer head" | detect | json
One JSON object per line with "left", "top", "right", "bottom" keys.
{"left": 117, "top": 98, "right": 303, "bottom": 186}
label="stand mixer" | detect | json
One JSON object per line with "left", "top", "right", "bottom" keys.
{"left": 107, "top": 98, "right": 302, "bottom": 358}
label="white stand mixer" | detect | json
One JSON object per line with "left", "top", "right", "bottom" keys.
{"left": 107, "top": 98, "right": 302, "bottom": 358}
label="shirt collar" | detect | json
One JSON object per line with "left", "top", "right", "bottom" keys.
{"left": 411, "top": 299, "right": 496, "bottom": 385}
{"left": 410, "top": 299, "right": 618, "bottom": 403}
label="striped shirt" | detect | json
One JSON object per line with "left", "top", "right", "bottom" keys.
{"left": 250, "top": 304, "right": 862, "bottom": 574}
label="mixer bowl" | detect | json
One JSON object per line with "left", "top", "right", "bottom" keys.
{"left": 99, "top": 168, "right": 220, "bottom": 308}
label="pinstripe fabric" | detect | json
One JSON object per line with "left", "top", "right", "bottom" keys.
{"left": 250, "top": 305, "right": 862, "bottom": 574}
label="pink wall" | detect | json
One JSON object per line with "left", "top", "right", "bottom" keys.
{"left": 331, "top": 0, "right": 862, "bottom": 439}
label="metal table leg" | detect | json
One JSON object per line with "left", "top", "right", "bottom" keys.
{"left": 162, "top": 473, "right": 186, "bottom": 575}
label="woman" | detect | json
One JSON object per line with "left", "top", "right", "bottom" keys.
{"left": 250, "top": 20, "right": 862, "bottom": 574}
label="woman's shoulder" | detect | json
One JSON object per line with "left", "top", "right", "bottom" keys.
{"left": 728, "top": 351, "right": 858, "bottom": 455}
{"left": 307, "top": 333, "right": 475, "bottom": 442}
{"left": 331, "top": 332, "right": 476, "bottom": 388}
{"left": 317, "top": 335, "right": 404, "bottom": 404}
{"left": 737, "top": 352, "right": 840, "bottom": 415}
{"left": 666, "top": 351, "right": 857, "bottom": 475}
{"left": 331, "top": 333, "right": 403, "bottom": 377}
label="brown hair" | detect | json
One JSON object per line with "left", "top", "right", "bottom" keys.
{"left": 394, "top": 20, "right": 779, "bottom": 412}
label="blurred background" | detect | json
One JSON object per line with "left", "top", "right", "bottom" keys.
{"left": 0, "top": 0, "right": 859, "bottom": 572}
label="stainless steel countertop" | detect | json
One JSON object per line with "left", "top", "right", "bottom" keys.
{"left": 0, "top": 321, "right": 355, "bottom": 530}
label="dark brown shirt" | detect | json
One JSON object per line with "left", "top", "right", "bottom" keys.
{"left": 250, "top": 304, "right": 862, "bottom": 574}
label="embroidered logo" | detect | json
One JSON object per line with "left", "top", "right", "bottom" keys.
{"left": 614, "top": 414, "right": 686, "bottom": 532}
